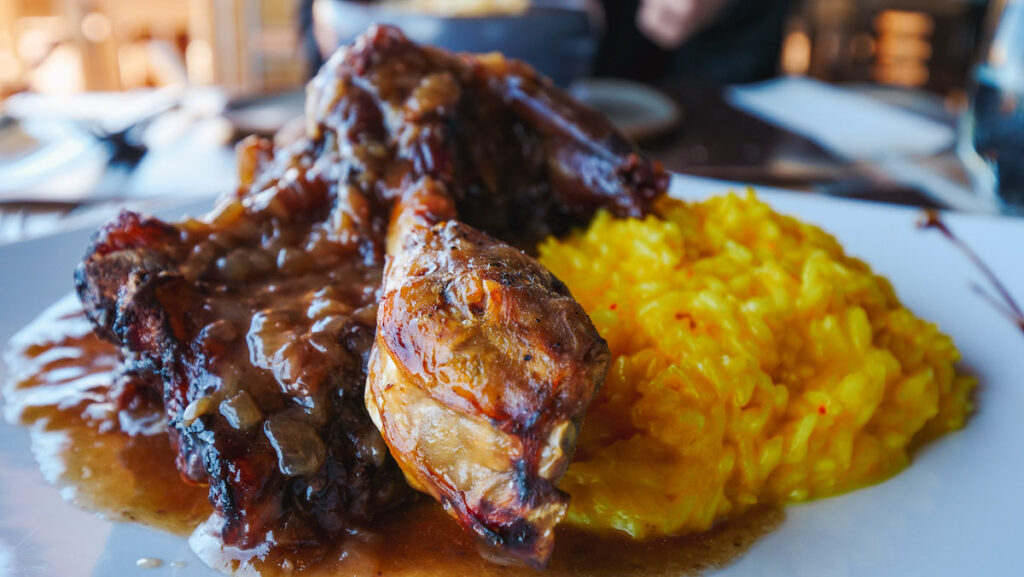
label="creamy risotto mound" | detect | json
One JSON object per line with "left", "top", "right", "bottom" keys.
{"left": 538, "top": 193, "right": 975, "bottom": 539}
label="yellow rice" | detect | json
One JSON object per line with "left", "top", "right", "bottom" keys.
{"left": 537, "top": 192, "right": 975, "bottom": 539}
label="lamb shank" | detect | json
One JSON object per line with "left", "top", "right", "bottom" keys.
{"left": 75, "top": 25, "right": 666, "bottom": 568}
{"left": 367, "top": 177, "right": 609, "bottom": 568}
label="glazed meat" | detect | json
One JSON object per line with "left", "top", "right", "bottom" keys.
{"left": 75, "top": 148, "right": 407, "bottom": 557}
{"left": 366, "top": 179, "right": 608, "bottom": 568}
{"left": 303, "top": 24, "right": 666, "bottom": 251}
{"left": 75, "top": 25, "right": 665, "bottom": 565}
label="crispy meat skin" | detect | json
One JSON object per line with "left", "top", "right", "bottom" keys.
{"left": 76, "top": 25, "right": 665, "bottom": 564}
{"left": 367, "top": 179, "right": 609, "bottom": 568}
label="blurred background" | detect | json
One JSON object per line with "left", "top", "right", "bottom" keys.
{"left": 0, "top": 0, "right": 1020, "bottom": 243}
{"left": 0, "top": 0, "right": 990, "bottom": 102}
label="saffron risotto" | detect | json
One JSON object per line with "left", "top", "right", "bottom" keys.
{"left": 537, "top": 193, "right": 975, "bottom": 539}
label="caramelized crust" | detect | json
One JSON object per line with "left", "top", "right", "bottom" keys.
{"left": 367, "top": 180, "right": 608, "bottom": 567}
{"left": 381, "top": 222, "right": 605, "bottom": 433}
{"left": 306, "top": 25, "right": 666, "bottom": 251}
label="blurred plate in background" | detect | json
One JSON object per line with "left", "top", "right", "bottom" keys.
{"left": 0, "top": 116, "right": 107, "bottom": 202}
{"left": 223, "top": 91, "right": 305, "bottom": 138}
{"left": 571, "top": 79, "right": 682, "bottom": 142}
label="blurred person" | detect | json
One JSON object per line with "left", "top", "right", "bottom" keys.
{"left": 297, "top": 0, "right": 789, "bottom": 85}
{"left": 596, "top": 0, "right": 791, "bottom": 84}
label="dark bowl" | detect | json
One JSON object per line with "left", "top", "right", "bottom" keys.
{"left": 311, "top": 0, "right": 600, "bottom": 86}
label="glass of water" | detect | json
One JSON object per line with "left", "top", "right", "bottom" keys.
{"left": 959, "top": 0, "right": 1024, "bottom": 213}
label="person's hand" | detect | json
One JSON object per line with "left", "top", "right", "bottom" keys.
{"left": 637, "top": 0, "right": 731, "bottom": 49}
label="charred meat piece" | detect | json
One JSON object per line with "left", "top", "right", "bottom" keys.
{"left": 305, "top": 25, "right": 668, "bottom": 252}
{"left": 316, "top": 26, "right": 655, "bottom": 566}
{"left": 75, "top": 141, "right": 407, "bottom": 555}
{"left": 75, "top": 24, "right": 665, "bottom": 565}
{"left": 366, "top": 178, "right": 609, "bottom": 568}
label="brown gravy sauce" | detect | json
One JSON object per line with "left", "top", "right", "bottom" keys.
{"left": 2, "top": 295, "right": 782, "bottom": 576}
{"left": 2, "top": 295, "right": 211, "bottom": 535}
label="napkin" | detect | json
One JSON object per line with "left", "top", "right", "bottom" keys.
{"left": 726, "top": 76, "right": 956, "bottom": 161}
{"left": 725, "top": 77, "right": 998, "bottom": 212}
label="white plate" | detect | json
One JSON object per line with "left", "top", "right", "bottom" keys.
{"left": 1, "top": 176, "right": 1023, "bottom": 577}
{"left": 570, "top": 79, "right": 681, "bottom": 142}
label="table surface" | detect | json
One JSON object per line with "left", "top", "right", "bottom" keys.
{"left": 645, "top": 82, "right": 970, "bottom": 210}
{"left": 0, "top": 81, "right": 1004, "bottom": 246}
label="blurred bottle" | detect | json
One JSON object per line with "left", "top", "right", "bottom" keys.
{"left": 959, "top": 0, "right": 1024, "bottom": 212}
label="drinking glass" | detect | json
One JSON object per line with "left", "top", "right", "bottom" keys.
{"left": 959, "top": 0, "right": 1024, "bottom": 213}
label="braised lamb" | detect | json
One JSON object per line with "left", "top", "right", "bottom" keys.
{"left": 75, "top": 25, "right": 666, "bottom": 567}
